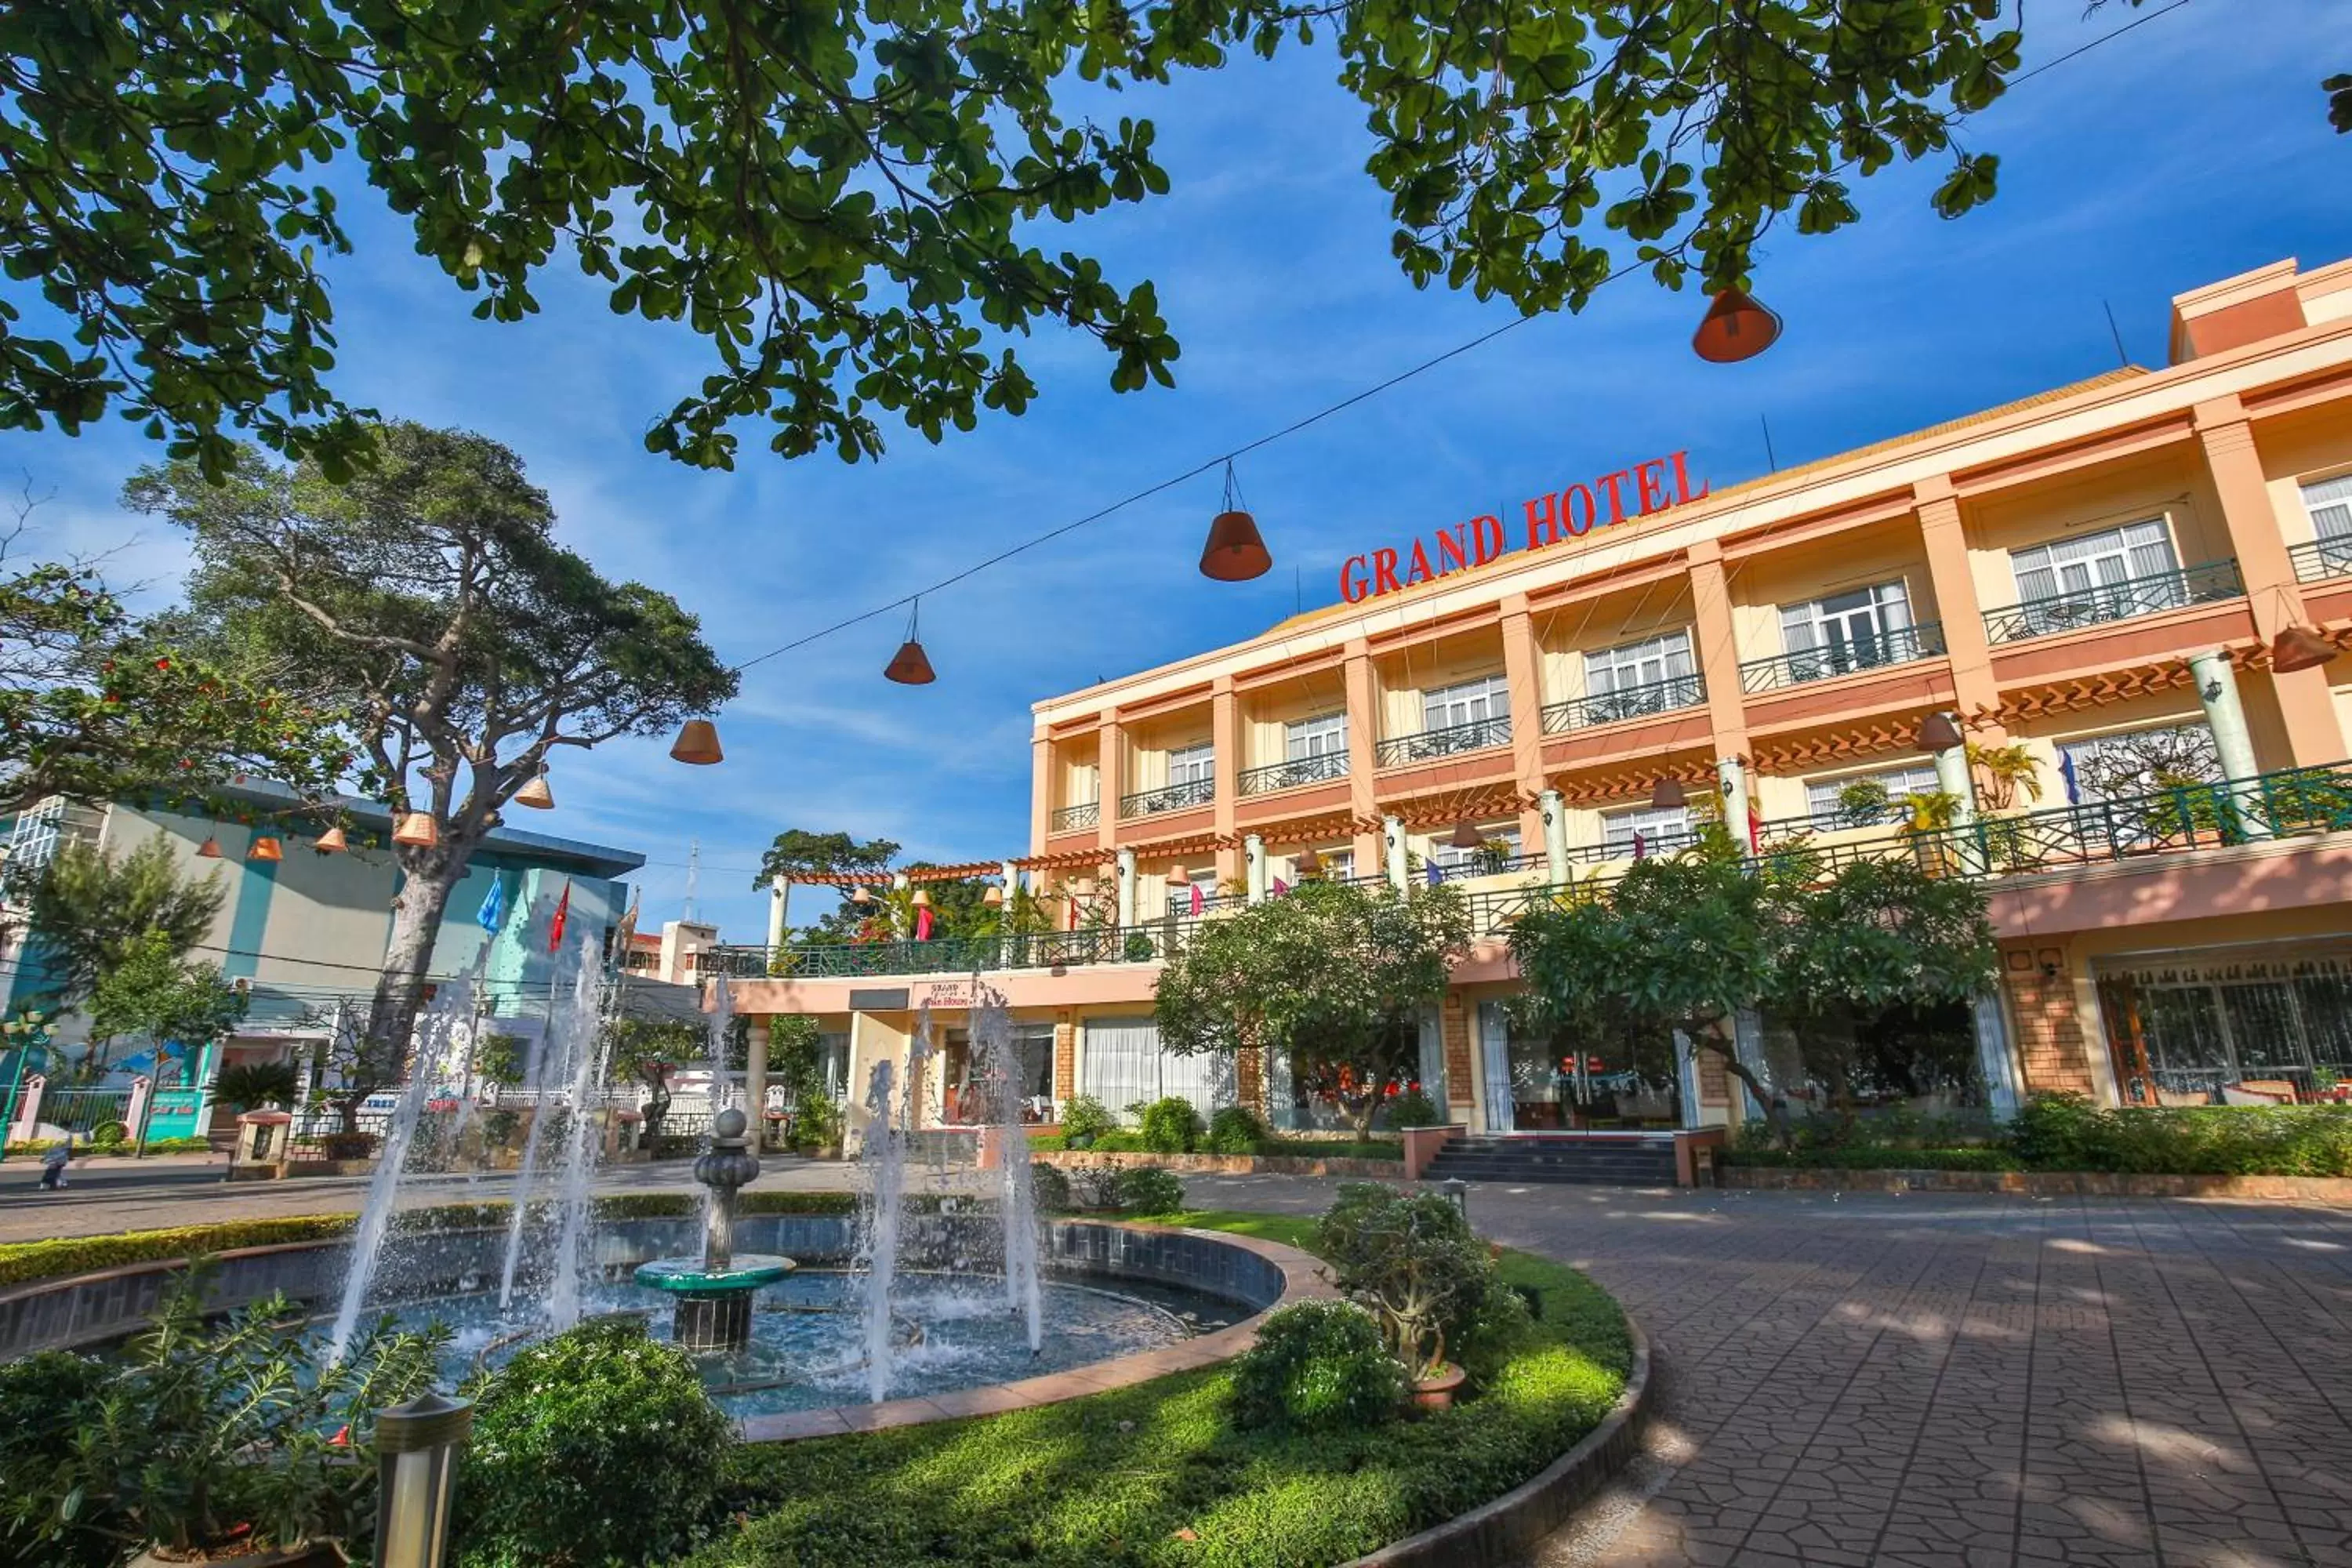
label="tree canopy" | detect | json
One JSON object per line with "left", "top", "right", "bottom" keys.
{"left": 84, "top": 928, "right": 248, "bottom": 1083}
{"left": 25, "top": 837, "right": 225, "bottom": 1010}
{"left": 2, "top": 0, "right": 2256, "bottom": 477}
{"left": 1156, "top": 880, "right": 1469, "bottom": 1136}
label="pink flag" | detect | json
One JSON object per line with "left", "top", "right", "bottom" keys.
{"left": 916, "top": 905, "right": 934, "bottom": 942}
{"left": 1189, "top": 880, "right": 1203, "bottom": 916}
{"left": 1272, "top": 877, "right": 1289, "bottom": 896}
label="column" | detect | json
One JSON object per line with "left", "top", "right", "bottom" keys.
{"left": 1244, "top": 834, "right": 1267, "bottom": 903}
{"left": 1714, "top": 757, "right": 1750, "bottom": 846}
{"left": 1095, "top": 713, "right": 1124, "bottom": 852}
{"left": 1029, "top": 735, "right": 1052, "bottom": 854}
{"left": 2196, "top": 396, "right": 2344, "bottom": 766}
{"left": 1115, "top": 847, "right": 1137, "bottom": 927}
{"left": 1914, "top": 477, "right": 2003, "bottom": 729}
{"left": 744, "top": 1020, "right": 770, "bottom": 1147}
{"left": 1537, "top": 790, "right": 1568, "bottom": 884}
{"left": 2189, "top": 648, "right": 2272, "bottom": 840}
{"left": 1211, "top": 676, "right": 1238, "bottom": 844}
{"left": 1345, "top": 641, "right": 1383, "bottom": 879}
{"left": 1500, "top": 596, "right": 1548, "bottom": 849}
{"left": 1686, "top": 540, "right": 1751, "bottom": 765}
{"left": 1384, "top": 815, "right": 1409, "bottom": 890}
{"left": 766, "top": 878, "right": 789, "bottom": 951}
{"left": 1929, "top": 715, "right": 1984, "bottom": 873}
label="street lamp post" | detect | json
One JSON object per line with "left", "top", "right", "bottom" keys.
{"left": 374, "top": 1391, "right": 475, "bottom": 1568}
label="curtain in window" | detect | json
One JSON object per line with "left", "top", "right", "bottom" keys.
{"left": 1080, "top": 1019, "right": 1161, "bottom": 1112}
{"left": 2303, "top": 474, "right": 2352, "bottom": 542}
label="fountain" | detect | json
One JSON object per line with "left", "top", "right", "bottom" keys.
{"left": 630, "top": 1107, "right": 793, "bottom": 1351}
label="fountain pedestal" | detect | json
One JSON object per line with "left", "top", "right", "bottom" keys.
{"left": 631, "top": 1108, "right": 792, "bottom": 1352}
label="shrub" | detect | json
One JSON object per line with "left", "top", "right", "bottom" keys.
{"left": 1388, "top": 1088, "right": 1443, "bottom": 1128}
{"left": 1058, "top": 1094, "right": 1116, "bottom": 1147}
{"left": 1138, "top": 1094, "right": 1203, "bottom": 1153}
{"left": 2009, "top": 1094, "right": 2352, "bottom": 1176}
{"left": 1206, "top": 1104, "right": 1266, "bottom": 1154}
{"left": 1317, "top": 1182, "right": 1512, "bottom": 1379}
{"left": 1029, "top": 1162, "right": 1075, "bottom": 1213}
{"left": 215, "top": 1059, "right": 299, "bottom": 1110}
{"left": 1112, "top": 1165, "right": 1186, "bottom": 1214}
{"left": 0, "top": 1351, "right": 114, "bottom": 1567}
{"left": 457, "top": 1317, "right": 735, "bottom": 1568}
{"left": 789, "top": 1094, "right": 840, "bottom": 1153}
{"left": 1229, "top": 1300, "right": 1405, "bottom": 1432}
{"left": 1123, "top": 931, "right": 1158, "bottom": 961}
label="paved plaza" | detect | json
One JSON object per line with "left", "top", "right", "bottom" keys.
{"left": 6, "top": 1160, "right": 2350, "bottom": 1567}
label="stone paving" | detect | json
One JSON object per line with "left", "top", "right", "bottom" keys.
{"left": 6, "top": 1163, "right": 2350, "bottom": 1566}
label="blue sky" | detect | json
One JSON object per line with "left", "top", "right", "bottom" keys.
{"left": 5, "top": 0, "right": 2345, "bottom": 951}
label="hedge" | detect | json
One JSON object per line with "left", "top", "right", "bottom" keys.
{"left": 1724, "top": 1098, "right": 2352, "bottom": 1178}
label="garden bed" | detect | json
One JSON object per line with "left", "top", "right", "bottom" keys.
{"left": 689, "top": 1211, "right": 1635, "bottom": 1568}
{"left": 1036, "top": 1148, "right": 1405, "bottom": 1178}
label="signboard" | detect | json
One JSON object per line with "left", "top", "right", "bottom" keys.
{"left": 846, "top": 987, "right": 912, "bottom": 1011}
{"left": 916, "top": 980, "right": 978, "bottom": 1011}
{"left": 1339, "top": 450, "right": 1709, "bottom": 604}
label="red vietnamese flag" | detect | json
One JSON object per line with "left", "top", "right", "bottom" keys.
{"left": 547, "top": 880, "right": 572, "bottom": 953}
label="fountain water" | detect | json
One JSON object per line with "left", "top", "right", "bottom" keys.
{"left": 543, "top": 956, "right": 614, "bottom": 1331}
{"left": 971, "top": 989, "right": 1042, "bottom": 1352}
{"left": 630, "top": 1106, "right": 793, "bottom": 1350}
{"left": 852, "top": 1057, "right": 905, "bottom": 1401}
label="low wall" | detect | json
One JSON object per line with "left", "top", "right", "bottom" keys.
{"left": 1723, "top": 1166, "right": 2352, "bottom": 1203}
{"left": 1036, "top": 1149, "right": 1404, "bottom": 1178}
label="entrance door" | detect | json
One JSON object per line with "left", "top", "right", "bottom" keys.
{"left": 1477, "top": 1002, "right": 1513, "bottom": 1132}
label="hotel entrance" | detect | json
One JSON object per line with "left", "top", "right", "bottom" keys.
{"left": 1474, "top": 1001, "right": 1682, "bottom": 1132}
{"left": 2096, "top": 946, "right": 2352, "bottom": 1105}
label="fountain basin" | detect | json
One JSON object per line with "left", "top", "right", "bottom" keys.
{"left": 632, "top": 1255, "right": 796, "bottom": 1295}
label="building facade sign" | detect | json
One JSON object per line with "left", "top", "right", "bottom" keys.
{"left": 1339, "top": 450, "right": 1710, "bottom": 604}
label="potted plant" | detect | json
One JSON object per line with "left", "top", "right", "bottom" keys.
{"left": 1315, "top": 1182, "right": 1514, "bottom": 1411}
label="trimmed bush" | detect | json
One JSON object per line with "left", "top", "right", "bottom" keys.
{"left": 457, "top": 1316, "right": 735, "bottom": 1568}
{"left": 1230, "top": 1300, "right": 1404, "bottom": 1432}
{"left": 1318, "top": 1181, "right": 1514, "bottom": 1379}
{"left": 1388, "top": 1088, "right": 1444, "bottom": 1128}
{"left": 1111, "top": 1165, "right": 1186, "bottom": 1214}
{"left": 1206, "top": 1105, "right": 1267, "bottom": 1154}
{"left": 2011, "top": 1094, "right": 2352, "bottom": 1176}
{"left": 1138, "top": 1094, "right": 1203, "bottom": 1153}
{"left": 1058, "top": 1094, "right": 1116, "bottom": 1146}
{"left": 1029, "top": 1162, "right": 1075, "bottom": 1214}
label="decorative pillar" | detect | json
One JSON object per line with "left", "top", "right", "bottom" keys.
{"left": 744, "top": 1020, "right": 771, "bottom": 1145}
{"left": 1686, "top": 540, "right": 1751, "bottom": 765}
{"left": 766, "top": 878, "right": 789, "bottom": 951}
{"left": 1115, "top": 848, "right": 1137, "bottom": 927}
{"left": 1914, "top": 477, "right": 2003, "bottom": 731}
{"left": 1244, "top": 834, "right": 1268, "bottom": 903}
{"left": 1537, "top": 790, "right": 1568, "bottom": 884}
{"left": 1713, "top": 757, "right": 1750, "bottom": 847}
{"left": 1095, "top": 713, "right": 1124, "bottom": 852}
{"left": 1384, "top": 815, "right": 1409, "bottom": 890}
{"left": 1029, "top": 735, "right": 1052, "bottom": 855}
{"left": 1501, "top": 596, "right": 1548, "bottom": 851}
{"left": 1000, "top": 861, "right": 1019, "bottom": 916}
{"left": 1343, "top": 639, "right": 1378, "bottom": 818}
{"left": 1211, "top": 675, "right": 1239, "bottom": 847}
{"left": 2189, "top": 648, "right": 2272, "bottom": 840}
{"left": 125, "top": 1075, "right": 153, "bottom": 1150}
{"left": 1929, "top": 716, "right": 1977, "bottom": 826}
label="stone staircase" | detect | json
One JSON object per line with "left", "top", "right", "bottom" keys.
{"left": 1420, "top": 1131, "right": 1680, "bottom": 1186}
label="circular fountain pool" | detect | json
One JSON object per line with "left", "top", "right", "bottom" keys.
{"left": 392, "top": 1268, "right": 1236, "bottom": 1417}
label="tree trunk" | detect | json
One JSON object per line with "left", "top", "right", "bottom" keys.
{"left": 352, "top": 855, "right": 466, "bottom": 1127}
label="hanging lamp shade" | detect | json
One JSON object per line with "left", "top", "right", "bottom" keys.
{"left": 194, "top": 836, "right": 224, "bottom": 859}
{"left": 1294, "top": 847, "right": 1323, "bottom": 876}
{"left": 1449, "top": 818, "right": 1484, "bottom": 850}
{"left": 1200, "top": 510, "right": 1272, "bottom": 582}
{"left": 884, "top": 597, "right": 937, "bottom": 685}
{"left": 851, "top": 885, "right": 874, "bottom": 906}
{"left": 670, "top": 718, "right": 724, "bottom": 765}
{"left": 514, "top": 770, "right": 555, "bottom": 809}
{"left": 1650, "top": 776, "right": 1689, "bottom": 810}
{"left": 314, "top": 826, "right": 349, "bottom": 854}
{"left": 911, "top": 888, "right": 932, "bottom": 908}
{"left": 393, "top": 811, "right": 440, "bottom": 848}
{"left": 247, "top": 835, "right": 284, "bottom": 863}
{"left": 983, "top": 884, "right": 1004, "bottom": 908}
{"left": 1691, "top": 287, "right": 1783, "bottom": 364}
{"left": 1918, "top": 711, "right": 1965, "bottom": 752}
{"left": 2270, "top": 624, "right": 2337, "bottom": 673}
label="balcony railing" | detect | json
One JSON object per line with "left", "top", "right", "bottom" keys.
{"left": 1740, "top": 622, "right": 1946, "bottom": 694}
{"left": 1238, "top": 752, "right": 1348, "bottom": 796}
{"left": 702, "top": 924, "right": 1199, "bottom": 980}
{"left": 1981, "top": 559, "right": 2242, "bottom": 645}
{"left": 1049, "top": 800, "right": 1098, "bottom": 833}
{"left": 1376, "top": 713, "right": 1513, "bottom": 768}
{"left": 1118, "top": 776, "right": 1214, "bottom": 818}
{"left": 1907, "top": 763, "right": 2352, "bottom": 876}
{"left": 2291, "top": 537, "right": 2352, "bottom": 583}
{"left": 1541, "top": 673, "right": 1706, "bottom": 734}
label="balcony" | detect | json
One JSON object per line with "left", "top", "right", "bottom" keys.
{"left": 1049, "top": 800, "right": 1099, "bottom": 833}
{"left": 1376, "top": 713, "right": 1513, "bottom": 768}
{"left": 1238, "top": 752, "right": 1348, "bottom": 797}
{"left": 2292, "top": 538, "right": 2352, "bottom": 583}
{"left": 1119, "top": 776, "right": 1214, "bottom": 819}
{"left": 1542, "top": 673, "right": 1705, "bottom": 734}
{"left": 1740, "top": 622, "right": 1946, "bottom": 694}
{"left": 1980, "top": 560, "right": 2242, "bottom": 645}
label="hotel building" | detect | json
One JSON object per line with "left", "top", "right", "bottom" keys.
{"left": 717, "top": 254, "right": 2352, "bottom": 1156}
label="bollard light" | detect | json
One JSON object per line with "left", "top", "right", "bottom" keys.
{"left": 375, "top": 1391, "right": 474, "bottom": 1568}
{"left": 1439, "top": 1178, "right": 1469, "bottom": 1221}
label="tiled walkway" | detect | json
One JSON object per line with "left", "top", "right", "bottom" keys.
{"left": 9, "top": 1164, "right": 2350, "bottom": 1566}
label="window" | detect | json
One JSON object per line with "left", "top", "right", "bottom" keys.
{"left": 1778, "top": 580, "right": 1915, "bottom": 674}
{"left": 1422, "top": 674, "right": 1510, "bottom": 732}
{"left": 1601, "top": 806, "right": 1689, "bottom": 855}
{"left": 1167, "top": 743, "right": 1214, "bottom": 786}
{"left": 1805, "top": 764, "right": 1942, "bottom": 826}
{"left": 1078, "top": 1018, "right": 1229, "bottom": 1119}
{"left": 1285, "top": 713, "right": 1347, "bottom": 760}
{"left": 1165, "top": 870, "right": 1212, "bottom": 914}
{"left": 1291, "top": 849, "right": 1353, "bottom": 882}
{"left": 2011, "top": 517, "right": 2178, "bottom": 601}
{"left": 2302, "top": 474, "right": 2352, "bottom": 542}
{"left": 2059, "top": 724, "right": 2220, "bottom": 805}
{"left": 1430, "top": 829, "right": 1518, "bottom": 879}
{"left": 1584, "top": 630, "right": 1693, "bottom": 695}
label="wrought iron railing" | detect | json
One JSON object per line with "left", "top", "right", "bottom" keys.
{"left": 1905, "top": 763, "right": 2352, "bottom": 877}
{"left": 705, "top": 924, "right": 1198, "bottom": 981}
{"left": 1422, "top": 851, "right": 1545, "bottom": 884}
{"left": 1375, "top": 713, "right": 1513, "bottom": 768}
{"left": 1048, "top": 800, "right": 1098, "bottom": 833}
{"left": 1541, "top": 673, "right": 1705, "bottom": 734}
{"left": 1740, "top": 622, "right": 1946, "bottom": 693}
{"left": 1980, "top": 559, "right": 2242, "bottom": 644}
{"left": 2291, "top": 537, "right": 2352, "bottom": 583}
{"left": 1119, "top": 776, "right": 1214, "bottom": 818}
{"left": 1238, "top": 752, "right": 1348, "bottom": 795}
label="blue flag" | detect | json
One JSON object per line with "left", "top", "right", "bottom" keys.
{"left": 1425, "top": 862, "right": 1441, "bottom": 887}
{"left": 2058, "top": 750, "right": 2081, "bottom": 806}
{"left": 477, "top": 877, "right": 506, "bottom": 933}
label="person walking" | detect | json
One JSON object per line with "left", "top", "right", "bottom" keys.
{"left": 36, "top": 1131, "right": 71, "bottom": 1190}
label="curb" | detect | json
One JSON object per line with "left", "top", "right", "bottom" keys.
{"left": 1342, "top": 1313, "right": 1654, "bottom": 1568}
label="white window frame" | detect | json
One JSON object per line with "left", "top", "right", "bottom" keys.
{"left": 2059, "top": 723, "right": 2220, "bottom": 806}
{"left": 2010, "top": 517, "right": 2179, "bottom": 604}
{"left": 1284, "top": 712, "right": 1348, "bottom": 760}
{"left": 1422, "top": 674, "right": 1509, "bottom": 732}
{"left": 2303, "top": 474, "right": 2352, "bottom": 542}
{"left": 1805, "top": 764, "right": 1941, "bottom": 823}
{"left": 1167, "top": 743, "right": 1214, "bottom": 786}
{"left": 1584, "top": 630, "right": 1694, "bottom": 696}
{"left": 1430, "top": 829, "right": 1518, "bottom": 879}
{"left": 1601, "top": 804, "right": 1690, "bottom": 853}
{"left": 1778, "top": 579, "right": 1914, "bottom": 660}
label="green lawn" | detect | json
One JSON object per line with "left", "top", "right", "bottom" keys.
{"left": 691, "top": 1210, "right": 1631, "bottom": 1568}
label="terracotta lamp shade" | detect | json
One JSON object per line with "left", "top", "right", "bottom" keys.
{"left": 1200, "top": 510, "right": 1272, "bottom": 582}
{"left": 313, "top": 826, "right": 349, "bottom": 854}
{"left": 1918, "top": 711, "right": 1965, "bottom": 752}
{"left": 393, "top": 811, "right": 440, "bottom": 848}
{"left": 982, "top": 884, "right": 1004, "bottom": 908}
{"left": 1294, "top": 847, "right": 1323, "bottom": 875}
{"left": 1449, "top": 818, "right": 1485, "bottom": 850}
{"left": 670, "top": 718, "right": 724, "bottom": 765}
{"left": 247, "top": 835, "right": 284, "bottom": 863}
{"left": 194, "top": 836, "right": 224, "bottom": 859}
{"left": 1650, "top": 776, "right": 1690, "bottom": 811}
{"left": 2270, "top": 624, "right": 2337, "bottom": 673}
{"left": 1691, "top": 287, "right": 1783, "bottom": 364}
{"left": 514, "top": 771, "right": 555, "bottom": 809}
{"left": 884, "top": 639, "right": 937, "bottom": 685}
{"left": 911, "top": 888, "right": 932, "bottom": 908}
{"left": 851, "top": 886, "right": 874, "bottom": 906}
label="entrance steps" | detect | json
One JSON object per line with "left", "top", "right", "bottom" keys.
{"left": 1421, "top": 1132, "right": 1679, "bottom": 1186}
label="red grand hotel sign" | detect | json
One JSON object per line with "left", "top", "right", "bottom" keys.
{"left": 1339, "top": 450, "right": 1709, "bottom": 604}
